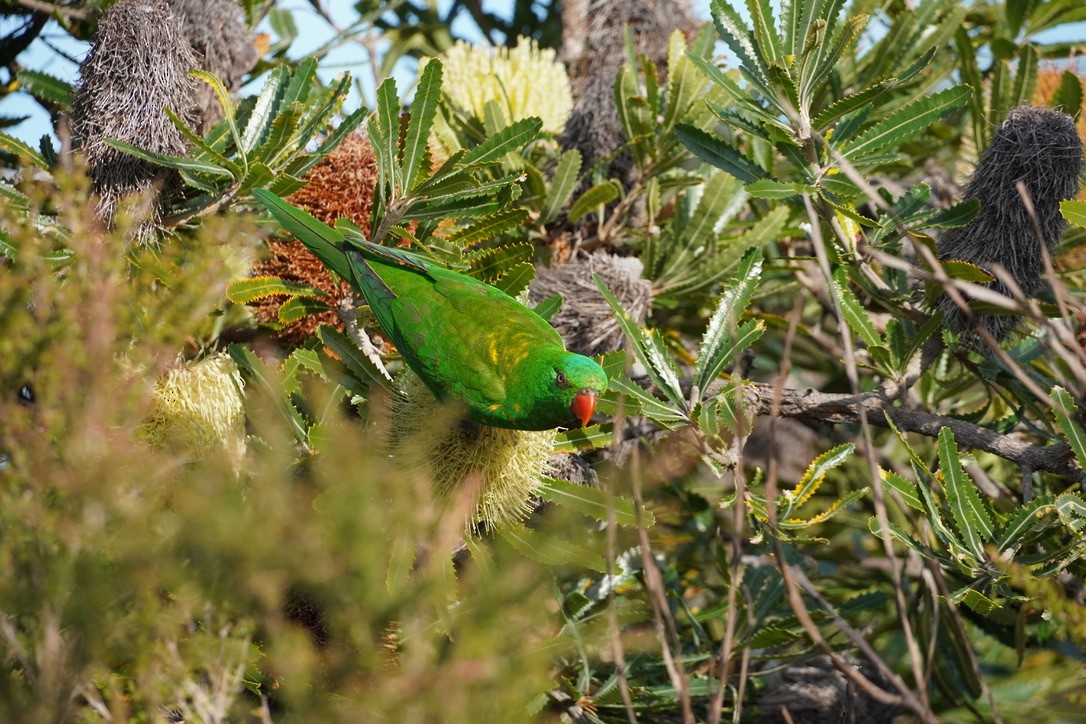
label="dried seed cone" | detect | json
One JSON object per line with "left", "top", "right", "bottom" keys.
{"left": 250, "top": 133, "right": 380, "bottom": 344}
{"left": 560, "top": 0, "right": 697, "bottom": 190}
{"left": 528, "top": 253, "right": 652, "bottom": 356}
{"left": 937, "top": 107, "right": 1083, "bottom": 339}
{"left": 71, "top": 0, "right": 201, "bottom": 239}
{"left": 388, "top": 371, "right": 557, "bottom": 533}
{"left": 142, "top": 352, "right": 247, "bottom": 464}
{"left": 167, "top": 0, "right": 258, "bottom": 133}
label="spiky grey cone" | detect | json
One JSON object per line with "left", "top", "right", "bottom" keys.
{"left": 757, "top": 653, "right": 900, "bottom": 723}
{"left": 544, "top": 453, "right": 598, "bottom": 487}
{"left": 71, "top": 0, "right": 202, "bottom": 241}
{"left": 937, "top": 106, "right": 1083, "bottom": 339}
{"left": 528, "top": 253, "right": 653, "bottom": 356}
{"left": 559, "top": 0, "right": 697, "bottom": 225}
{"left": 167, "top": 0, "right": 258, "bottom": 133}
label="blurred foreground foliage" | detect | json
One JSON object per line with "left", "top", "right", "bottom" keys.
{"left": 1, "top": 0, "right": 1086, "bottom": 722}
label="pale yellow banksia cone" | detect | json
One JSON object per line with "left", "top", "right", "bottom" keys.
{"left": 143, "top": 352, "right": 247, "bottom": 464}
{"left": 388, "top": 371, "right": 557, "bottom": 533}
{"left": 431, "top": 37, "right": 573, "bottom": 136}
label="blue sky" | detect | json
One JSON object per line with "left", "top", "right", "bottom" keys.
{"left": 0, "top": 0, "right": 1082, "bottom": 145}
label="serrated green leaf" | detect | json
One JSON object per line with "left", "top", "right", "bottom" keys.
{"left": 928, "top": 199, "right": 980, "bottom": 229}
{"left": 995, "top": 494, "right": 1056, "bottom": 552}
{"left": 780, "top": 488, "right": 867, "bottom": 529}
{"left": 461, "top": 117, "right": 542, "bottom": 166}
{"left": 534, "top": 294, "right": 563, "bottom": 322}
{"left": 662, "top": 31, "right": 707, "bottom": 132}
{"left": 609, "top": 375, "right": 688, "bottom": 429}
{"left": 694, "top": 248, "right": 763, "bottom": 390}
{"left": 745, "top": 179, "right": 811, "bottom": 199}
{"left": 959, "top": 588, "right": 1001, "bottom": 616}
{"left": 831, "top": 268, "right": 882, "bottom": 349}
{"left": 104, "top": 139, "right": 234, "bottom": 179}
{"left": 241, "top": 66, "right": 285, "bottom": 154}
{"left": 492, "top": 262, "right": 535, "bottom": 297}
{"left": 597, "top": 276, "right": 686, "bottom": 410}
{"left": 939, "top": 427, "right": 995, "bottom": 559}
{"left": 226, "top": 276, "right": 329, "bottom": 304}
{"left": 0, "top": 130, "right": 51, "bottom": 169}
{"left": 568, "top": 180, "right": 621, "bottom": 223}
{"left": 1056, "top": 492, "right": 1086, "bottom": 535}
{"left": 843, "top": 86, "right": 970, "bottom": 161}
{"left": 881, "top": 468, "right": 924, "bottom": 511}
{"left": 316, "top": 325, "right": 393, "bottom": 390}
{"left": 278, "top": 296, "right": 333, "bottom": 323}
{"left": 1050, "top": 386, "right": 1086, "bottom": 470}
{"left": 541, "top": 150, "right": 582, "bottom": 224}
{"left": 785, "top": 443, "right": 855, "bottom": 515}
{"left": 16, "top": 69, "right": 71, "bottom": 108}
{"left": 373, "top": 76, "right": 401, "bottom": 189}
{"left": 538, "top": 476, "right": 650, "bottom": 528}
{"left": 553, "top": 424, "right": 613, "bottom": 453}
{"left": 191, "top": 70, "right": 242, "bottom": 155}
{"left": 675, "top": 123, "right": 767, "bottom": 183}
{"left": 1050, "top": 70, "right": 1083, "bottom": 118}
{"left": 448, "top": 208, "right": 529, "bottom": 247}
{"left": 401, "top": 59, "right": 442, "bottom": 190}
{"left": 1062, "top": 200, "right": 1086, "bottom": 230}
{"left": 467, "top": 242, "right": 533, "bottom": 282}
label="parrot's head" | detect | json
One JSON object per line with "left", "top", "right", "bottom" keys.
{"left": 550, "top": 352, "right": 608, "bottom": 428}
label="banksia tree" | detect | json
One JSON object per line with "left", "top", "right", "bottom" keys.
{"left": 70, "top": 0, "right": 201, "bottom": 240}
{"left": 938, "top": 107, "right": 1083, "bottom": 339}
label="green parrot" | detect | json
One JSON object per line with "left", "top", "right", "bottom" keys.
{"left": 253, "top": 189, "right": 608, "bottom": 431}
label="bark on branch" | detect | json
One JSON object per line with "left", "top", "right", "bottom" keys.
{"left": 740, "top": 382, "right": 1083, "bottom": 486}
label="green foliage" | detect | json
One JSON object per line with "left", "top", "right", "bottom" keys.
{"left": 2, "top": 0, "right": 1086, "bottom": 721}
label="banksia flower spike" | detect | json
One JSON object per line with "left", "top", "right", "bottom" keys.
{"left": 71, "top": 0, "right": 201, "bottom": 241}
{"left": 249, "top": 133, "right": 380, "bottom": 345}
{"left": 433, "top": 37, "right": 573, "bottom": 136}
{"left": 937, "top": 107, "right": 1083, "bottom": 340}
{"left": 388, "top": 371, "right": 557, "bottom": 533}
{"left": 142, "top": 353, "right": 247, "bottom": 466}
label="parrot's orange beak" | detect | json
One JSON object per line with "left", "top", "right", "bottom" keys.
{"left": 570, "top": 389, "right": 599, "bottom": 428}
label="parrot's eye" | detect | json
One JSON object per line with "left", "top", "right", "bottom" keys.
{"left": 555, "top": 370, "right": 569, "bottom": 388}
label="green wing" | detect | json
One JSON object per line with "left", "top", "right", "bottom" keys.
{"left": 347, "top": 248, "right": 562, "bottom": 413}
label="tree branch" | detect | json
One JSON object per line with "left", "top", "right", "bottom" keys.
{"left": 740, "top": 382, "right": 1083, "bottom": 486}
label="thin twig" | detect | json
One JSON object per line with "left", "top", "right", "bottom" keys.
{"left": 606, "top": 393, "right": 638, "bottom": 724}
{"left": 631, "top": 442, "right": 697, "bottom": 724}
{"left": 802, "top": 191, "right": 932, "bottom": 714}
{"left": 11, "top": 0, "right": 89, "bottom": 20}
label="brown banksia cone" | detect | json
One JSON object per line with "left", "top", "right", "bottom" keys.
{"left": 937, "top": 107, "right": 1083, "bottom": 340}
{"left": 250, "top": 133, "right": 380, "bottom": 345}
{"left": 166, "top": 0, "right": 259, "bottom": 133}
{"left": 528, "top": 252, "right": 652, "bottom": 356}
{"left": 71, "top": 0, "right": 201, "bottom": 242}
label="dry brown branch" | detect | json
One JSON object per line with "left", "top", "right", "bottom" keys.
{"left": 737, "top": 382, "right": 1083, "bottom": 485}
